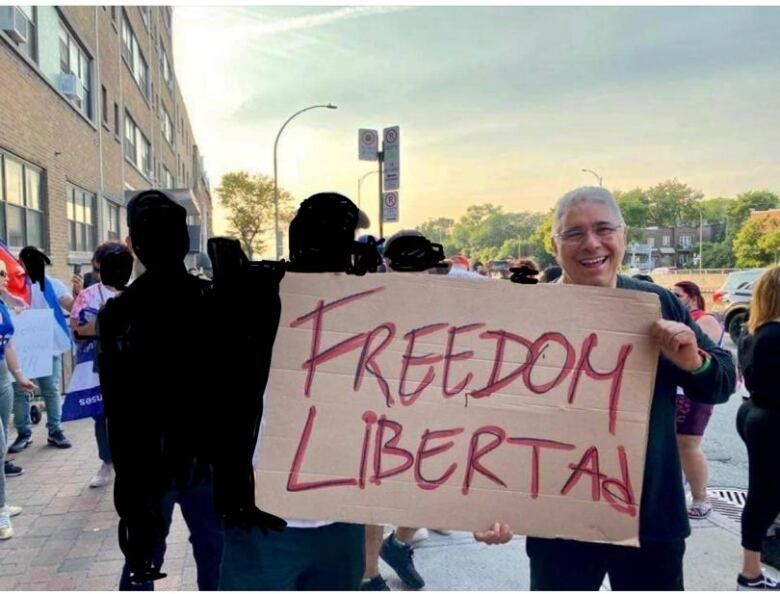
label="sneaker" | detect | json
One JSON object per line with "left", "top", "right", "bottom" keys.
{"left": 380, "top": 532, "right": 425, "bottom": 590}
{"left": 0, "top": 511, "right": 12, "bottom": 540}
{"left": 89, "top": 463, "right": 114, "bottom": 488}
{"left": 4, "top": 460, "right": 23, "bottom": 477}
{"left": 7, "top": 433, "right": 32, "bottom": 454}
{"left": 361, "top": 575, "right": 391, "bottom": 591}
{"left": 738, "top": 572, "right": 780, "bottom": 590}
{"left": 410, "top": 527, "right": 429, "bottom": 546}
{"left": 47, "top": 430, "right": 72, "bottom": 449}
{"left": 0, "top": 505, "right": 21, "bottom": 517}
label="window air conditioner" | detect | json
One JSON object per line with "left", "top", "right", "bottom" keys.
{"left": 0, "top": 7, "right": 28, "bottom": 44}
{"left": 58, "top": 73, "right": 79, "bottom": 99}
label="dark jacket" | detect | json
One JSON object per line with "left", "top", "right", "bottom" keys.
{"left": 529, "top": 275, "right": 735, "bottom": 554}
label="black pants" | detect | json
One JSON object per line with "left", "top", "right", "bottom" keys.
{"left": 527, "top": 537, "right": 685, "bottom": 591}
{"left": 218, "top": 522, "right": 365, "bottom": 591}
{"left": 119, "top": 479, "right": 224, "bottom": 591}
{"left": 737, "top": 400, "right": 780, "bottom": 551}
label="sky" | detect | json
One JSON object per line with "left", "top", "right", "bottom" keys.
{"left": 173, "top": 5, "right": 780, "bottom": 256}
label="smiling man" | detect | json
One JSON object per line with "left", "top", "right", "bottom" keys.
{"left": 474, "top": 186, "right": 736, "bottom": 591}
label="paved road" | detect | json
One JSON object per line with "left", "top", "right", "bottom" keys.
{"left": 702, "top": 336, "right": 748, "bottom": 489}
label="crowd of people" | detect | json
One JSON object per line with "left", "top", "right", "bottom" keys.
{"left": 0, "top": 185, "right": 777, "bottom": 591}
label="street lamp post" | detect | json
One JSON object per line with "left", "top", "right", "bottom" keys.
{"left": 699, "top": 208, "right": 703, "bottom": 274}
{"left": 581, "top": 168, "right": 603, "bottom": 187}
{"left": 273, "top": 103, "right": 337, "bottom": 260}
{"left": 357, "top": 170, "right": 377, "bottom": 208}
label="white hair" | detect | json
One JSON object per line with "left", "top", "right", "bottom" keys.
{"left": 553, "top": 186, "right": 625, "bottom": 234}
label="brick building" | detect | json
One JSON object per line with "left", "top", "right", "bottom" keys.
{"left": 625, "top": 223, "right": 725, "bottom": 270}
{"left": 0, "top": 5, "right": 212, "bottom": 281}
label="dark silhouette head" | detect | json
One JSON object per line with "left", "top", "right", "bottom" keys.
{"left": 127, "top": 190, "right": 189, "bottom": 272}
{"left": 19, "top": 246, "right": 51, "bottom": 291}
{"left": 288, "top": 192, "right": 375, "bottom": 274}
{"left": 383, "top": 229, "right": 445, "bottom": 272}
{"left": 99, "top": 246, "right": 134, "bottom": 291}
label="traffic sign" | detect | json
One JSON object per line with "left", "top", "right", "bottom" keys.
{"left": 358, "top": 129, "right": 378, "bottom": 161}
{"left": 383, "top": 191, "right": 399, "bottom": 223}
{"left": 383, "top": 126, "right": 399, "bottom": 190}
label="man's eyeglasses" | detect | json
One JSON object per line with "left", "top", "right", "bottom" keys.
{"left": 554, "top": 223, "right": 624, "bottom": 245}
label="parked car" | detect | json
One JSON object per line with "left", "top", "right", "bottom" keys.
{"left": 711, "top": 269, "right": 765, "bottom": 305}
{"left": 711, "top": 277, "right": 760, "bottom": 343}
{"left": 651, "top": 266, "right": 677, "bottom": 275}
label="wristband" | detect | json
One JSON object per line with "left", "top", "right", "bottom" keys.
{"left": 691, "top": 350, "right": 712, "bottom": 375}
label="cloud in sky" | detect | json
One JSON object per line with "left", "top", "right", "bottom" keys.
{"left": 227, "top": 6, "right": 412, "bottom": 37}
{"left": 174, "top": 6, "right": 780, "bottom": 251}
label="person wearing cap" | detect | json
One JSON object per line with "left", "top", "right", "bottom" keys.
{"left": 362, "top": 229, "right": 448, "bottom": 592}
{"left": 97, "top": 190, "right": 225, "bottom": 590}
{"left": 7, "top": 246, "right": 76, "bottom": 453}
{"left": 219, "top": 192, "right": 374, "bottom": 591}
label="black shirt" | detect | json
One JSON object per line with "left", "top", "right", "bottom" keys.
{"left": 738, "top": 321, "right": 780, "bottom": 410}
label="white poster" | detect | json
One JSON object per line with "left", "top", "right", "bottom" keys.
{"left": 10, "top": 309, "right": 54, "bottom": 379}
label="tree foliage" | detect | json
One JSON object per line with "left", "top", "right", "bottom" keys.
{"left": 734, "top": 216, "right": 780, "bottom": 267}
{"left": 417, "top": 207, "right": 554, "bottom": 269}
{"left": 217, "top": 171, "right": 294, "bottom": 260}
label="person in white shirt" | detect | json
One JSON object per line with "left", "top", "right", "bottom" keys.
{"left": 7, "top": 247, "right": 74, "bottom": 453}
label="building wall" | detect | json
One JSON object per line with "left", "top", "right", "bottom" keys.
{"left": 0, "top": 5, "right": 210, "bottom": 282}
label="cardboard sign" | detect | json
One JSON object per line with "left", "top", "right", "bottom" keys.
{"left": 11, "top": 309, "right": 54, "bottom": 379}
{"left": 256, "top": 273, "right": 661, "bottom": 546}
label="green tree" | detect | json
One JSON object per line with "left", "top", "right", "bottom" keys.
{"left": 417, "top": 217, "right": 455, "bottom": 245}
{"left": 726, "top": 190, "right": 780, "bottom": 237}
{"left": 700, "top": 240, "right": 735, "bottom": 268}
{"left": 645, "top": 179, "right": 703, "bottom": 226}
{"left": 733, "top": 216, "right": 780, "bottom": 267}
{"left": 217, "top": 171, "right": 293, "bottom": 259}
{"left": 613, "top": 188, "right": 650, "bottom": 242}
{"left": 699, "top": 197, "right": 731, "bottom": 225}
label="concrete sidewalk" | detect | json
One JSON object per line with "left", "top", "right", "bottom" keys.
{"left": 1, "top": 417, "right": 775, "bottom": 590}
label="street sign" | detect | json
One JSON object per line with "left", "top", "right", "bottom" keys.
{"left": 383, "top": 126, "right": 399, "bottom": 190}
{"left": 358, "top": 129, "right": 378, "bottom": 161}
{"left": 383, "top": 191, "right": 399, "bottom": 223}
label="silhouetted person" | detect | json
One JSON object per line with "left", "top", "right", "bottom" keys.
{"left": 219, "top": 192, "right": 376, "bottom": 590}
{"left": 97, "top": 191, "right": 221, "bottom": 589}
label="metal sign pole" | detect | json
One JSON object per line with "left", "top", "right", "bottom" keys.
{"left": 378, "top": 149, "right": 384, "bottom": 239}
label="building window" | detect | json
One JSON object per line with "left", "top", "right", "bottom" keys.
{"left": 121, "top": 12, "right": 149, "bottom": 98}
{"left": 162, "top": 166, "right": 174, "bottom": 188}
{"left": 662, "top": 235, "right": 670, "bottom": 247}
{"left": 3, "top": 6, "right": 38, "bottom": 62}
{"left": 161, "top": 46, "right": 173, "bottom": 89}
{"left": 58, "top": 21, "right": 92, "bottom": 118}
{"left": 66, "top": 185, "right": 96, "bottom": 253}
{"left": 680, "top": 235, "right": 691, "bottom": 248}
{"left": 110, "top": 6, "right": 116, "bottom": 21}
{"left": 648, "top": 237, "right": 655, "bottom": 248}
{"left": 139, "top": 6, "right": 149, "bottom": 29}
{"left": 160, "top": 103, "right": 174, "bottom": 146}
{"left": 105, "top": 200, "right": 120, "bottom": 241}
{"left": 101, "top": 85, "right": 108, "bottom": 124}
{"left": 113, "top": 102, "right": 119, "bottom": 134}
{"left": 0, "top": 153, "right": 44, "bottom": 249}
{"left": 124, "top": 111, "right": 151, "bottom": 177}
